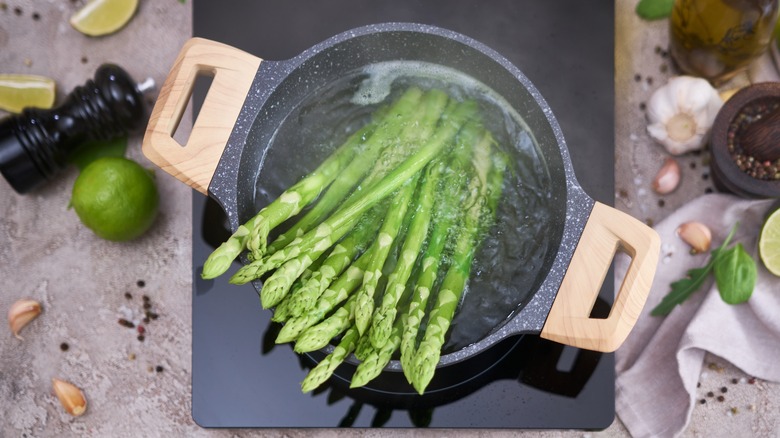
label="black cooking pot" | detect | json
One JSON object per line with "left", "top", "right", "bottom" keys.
{"left": 143, "top": 24, "right": 660, "bottom": 370}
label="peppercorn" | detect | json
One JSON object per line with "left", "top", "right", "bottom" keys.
{"left": 137, "top": 334, "right": 145, "bottom": 342}
{"left": 717, "top": 395, "right": 725, "bottom": 402}
{"left": 124, "top": 292, "right": 133, "bottom": 300}
{"left": 60, "top": 342, "right": 69, "bottom": 351}
{"left": 155, "top": 365, "right": 164, "bottom": 373}
{"left": 720, "top": 386, "right": 728, "bottom": 393}
{"left": 137, "top": 280, "right": 146, "bottom": 288}
{"left": 118, "top": 318, "right": 135, "bottom": 328}
{"left": 707, "top": 391, "right": 714, "bottom": 397}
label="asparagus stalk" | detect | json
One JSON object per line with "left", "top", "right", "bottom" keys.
{"left": 411, "top": 131, "right": 506, "bottom": 394}
{"left": 265, "top": 88, "right": 425, "bottom": 255}
{"left": 275, "top": 248, "right": 373, "bottom": 344}
{"left": 368, "top": 160, "right": 443, "bottom": 349}
{"left": 300, "top": 326, "right": 360, "bottom": 393}
{"left": 201, "top": 120, "right": 377, "bottom": 280}
{"left": 351, "top": 316, "right": 405, "bottom": 388}
{"left": 287, "top": 204, "right": 386, "bottom": 318}
{"left": 230, "top": 100, "right": 477, "bottom": 285}
{"left": 293, "top": 292, "right": 357, "bottom": 353}
{"left": 353, "top": 175, "right": 418, "bottom": 335}
{"left": 398, "top": 122, "right": 479, "bottom": 382}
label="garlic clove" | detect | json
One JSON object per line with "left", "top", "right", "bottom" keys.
{"left": 677, "top": 221, "right": 712, "bottom": 254}
{"left": 52, "top": 378, "right": 87, "bottom": 417}
{"left": 653, "top": 157, "right": 681, "bottom": 194}
{"left": 8, "top": 299, "right": 42, "bottom": 340}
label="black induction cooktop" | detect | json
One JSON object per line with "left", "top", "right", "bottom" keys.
{"left": 191, "top": 0, "right": 615, "bottom": 429}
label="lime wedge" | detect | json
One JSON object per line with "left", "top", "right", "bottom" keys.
{"left": 759, "top": 207, "right": 780, "bottom": 277}
{"left": 0, "top": 74, "right": 56, "bottom": 113}
{"left": 70, "top": 0, "right": 138, "bottom": 37}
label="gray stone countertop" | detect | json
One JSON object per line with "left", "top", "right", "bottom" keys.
{"left": 1, "top": 1, "right": 777, "bottom": 437}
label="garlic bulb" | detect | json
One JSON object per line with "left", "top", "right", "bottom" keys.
{"left": 646, "top": 76, "right": 723, "bottom": 155}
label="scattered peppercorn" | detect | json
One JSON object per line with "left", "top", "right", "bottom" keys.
{"left": 147, "top": 312, "right": 159, "bottom": 320}
{"left": 142, "top": 294, "right": 150, "bottom": 302}
{"left": 697, "top": 382, "right": 701, "bottom": 388}
{"left": 155, "top": 365, "right": 164, "bottom": 373}
{"left": 705, "top": 187, "right": 714, "bottom": 194}
{"left": 634, "top": 73, "right": 642, "bottom": 82}
{"left": 731, "top": 378, "right": 738, "bottom": 384}
{"left": 720, "top": 386, "right": 728, "bottom": 393}
{"left": 143, "top": 317, "right": 150, "bottom": 324}
{"left": 748, "top": 377, "right": 756, "bottom": 384}
{"left": 655, "top": 46, "right": 662, "bottom": 54}
{"left": 717, "top": 395, "right": 725, "bottom": 402}
{"left": 60, "top": 342, "right": 69, "bottom": 352}
{"left": 81, "top": 56, "right": 88, "bottom": 64}
{"left": 658, "top": 199, "right": 665, "bottom": 207}
{"left": 699, "top": 399, "right": 706, "bottom": 405}
{"left": 143, "top": 302, "right": 152, "bottom": 310}
{"left": 118, "top": 318, "right": 135, "bottom": 328}
{"left": 137, "top": 280, "right": 146, "bottom": 288}
{"left": 639, "top": 102, "right": 646, "bottom": 111}
{"left": 13, "top": 6, "right": 21, "bottom": 15}
{"left": 137, "top": 334, "right": 145, "bottom": 342}
{"left": 707, "top": 391, "right": 715, "bottom": 397}
{"left": 660, "top": 64, "right": 668, "bottom": 73}
{"left": 31, "top": 12, "right": 39, "bottom": 20}
{"left": 646, "top": 76, "right": 654, "bottom": 86}
{"left": 124, "top": 292, "right": 133, "bottom": 300}
{"left": 702, "top": 173, "right": 709, "bottom": 180}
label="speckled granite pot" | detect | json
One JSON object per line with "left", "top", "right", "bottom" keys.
{"left": 143, "top": 23, "right": 659, "bottom": 372}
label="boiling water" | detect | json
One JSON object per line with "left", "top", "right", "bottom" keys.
{"left": 254, "top": 61, "right": 555, "bottom": 353}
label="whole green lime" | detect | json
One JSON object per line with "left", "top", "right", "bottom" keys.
{"left": 71, "top": 156, "right": 159, "bottom": 241}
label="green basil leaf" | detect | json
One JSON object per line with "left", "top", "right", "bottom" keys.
{"left": 636, "top": 0, "right": 674, "bottom": 20}
{"left": 714, "top": 243, "right": 757, "bottom": 305}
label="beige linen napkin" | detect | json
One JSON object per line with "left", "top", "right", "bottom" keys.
{"left": 615, "top": 194, "right": 780, "bottom": 438}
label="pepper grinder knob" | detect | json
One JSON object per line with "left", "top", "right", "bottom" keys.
{"left": 0, "top": 64, "right": 151, "bottom": 194}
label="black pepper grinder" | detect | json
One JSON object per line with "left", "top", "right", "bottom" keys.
{"left": 0, "top": 64, "right": 153, "bottom": 194}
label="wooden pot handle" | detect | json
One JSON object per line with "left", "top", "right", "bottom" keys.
{"left": 540, "top": 202, "right": 660, "bottom": 352}
{"left": 142, "top": 37, "right": 262, "bottom": 194}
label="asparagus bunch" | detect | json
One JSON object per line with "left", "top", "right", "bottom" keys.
{"left": 203, "top": 86, "right": 507, "bottom": 394}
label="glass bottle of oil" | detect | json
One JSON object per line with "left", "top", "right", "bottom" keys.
{"left": 670, "top": 0, "right": 779, "bottom": 84}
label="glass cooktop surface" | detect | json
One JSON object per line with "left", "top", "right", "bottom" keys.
{"left": 192, "top": 0, "right": 615, "bottom": 428}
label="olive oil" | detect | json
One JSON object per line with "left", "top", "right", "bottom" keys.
{"left": 670, "top": 0, "right": 779, "bottom": 84}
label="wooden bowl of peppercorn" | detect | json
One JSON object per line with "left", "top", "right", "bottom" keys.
{"left": 710, "top": 82, "right": 780, "bottom": 199}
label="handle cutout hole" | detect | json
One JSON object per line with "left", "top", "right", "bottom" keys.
{"left": 172, "top": 71, "right": 215, "bottom": 146}
{"left": 588, "top": 244, "right": 632, "bottom": 319}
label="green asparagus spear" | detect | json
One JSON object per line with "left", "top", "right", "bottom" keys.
{"left": 411, "top": 131, "right": 506, "bottom": 394}
{"left": 368, "top": 160, "right": 443, "bottom": 349}
{"left": 201, "top": 120, "right": 377, "bottom": 280}
{"left": 230, "top": 100, "right": 477, "bottom": 285}
{"left": 351, "top": 316, "right": 405, "bottom": 388}
{"left": 265, "top": 88, "right": 425, "bottom": 256}
{"left": 399, "top": 122, "right": 479, "bottom": 383}
{"left": 275, "top": 249, "right": 372, "bottom": 344}
{"left": 294, "top": 292, "right": 357, "bottom": 353}
{"left": 300, "top": 326, "right": 360, "bottom": 393}
{"left": 353, "top": 175, "right": 418, "bottom": 335}
{"left": 287, "top": 204, "right": 386, "bottom": 318}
